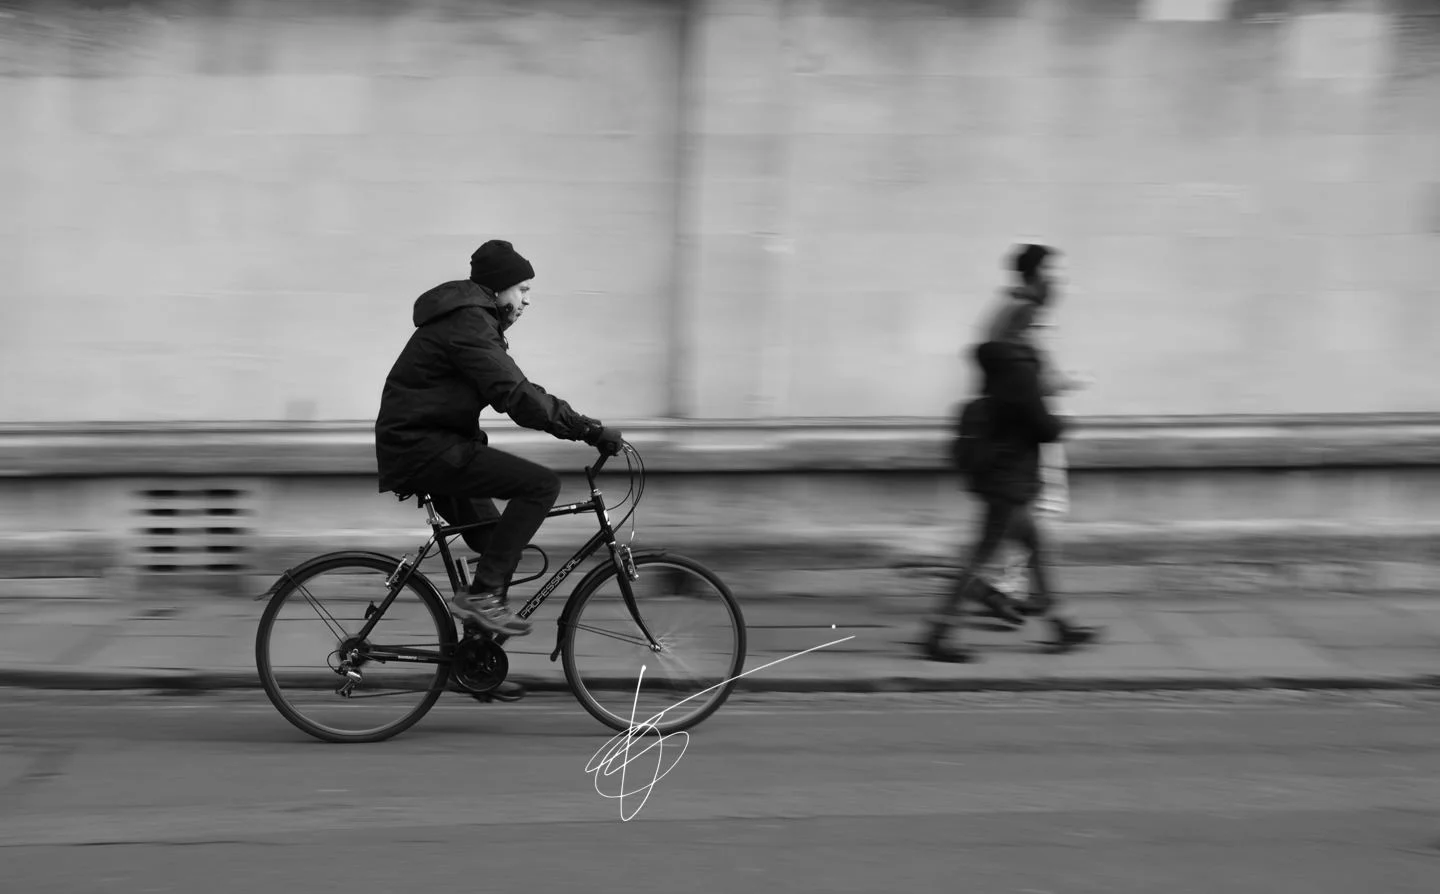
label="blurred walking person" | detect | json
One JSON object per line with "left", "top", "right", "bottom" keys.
{"left": 921, "top": 252, "right": 1101, "bottom": 663}
{"left": 983, "top": 245, "right": 1092, "bottom": 618}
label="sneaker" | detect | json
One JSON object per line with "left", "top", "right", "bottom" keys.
{"left": 449, "top": 591, "right": 532, "bottom": 636}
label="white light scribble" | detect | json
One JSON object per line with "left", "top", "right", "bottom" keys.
{"left": 585, "top": 629, "right": 855, "bottom": 821}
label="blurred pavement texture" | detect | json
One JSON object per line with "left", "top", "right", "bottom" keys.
{"left": 0, "top": 584, "right": 1436, "bottom": 693}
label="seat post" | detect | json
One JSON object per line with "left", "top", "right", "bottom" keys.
{"left": 419, "top": 494, "right": 444, "bottom": 528}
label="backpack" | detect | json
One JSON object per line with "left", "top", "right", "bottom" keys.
{"left": 949, "top": 396, "right": 994, "bottom": 480}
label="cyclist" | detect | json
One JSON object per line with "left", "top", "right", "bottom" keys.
{"left": 374, "top": 239, "right": 624, "bottom": 639}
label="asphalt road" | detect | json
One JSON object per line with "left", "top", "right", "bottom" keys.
{"left": 1, "top": 687, "right": 1438, "bottom": 893}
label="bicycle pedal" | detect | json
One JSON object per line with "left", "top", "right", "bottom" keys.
{"left": 461, "top": 624, "right": 512, "bottom": 645}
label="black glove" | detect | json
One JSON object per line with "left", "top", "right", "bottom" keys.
{"left": 584, "top": 425, "right": 624, "bottom": 457}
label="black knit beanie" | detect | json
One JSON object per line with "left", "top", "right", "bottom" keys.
{"left": 469, "top": 240, "right": 535, "bottom": 293}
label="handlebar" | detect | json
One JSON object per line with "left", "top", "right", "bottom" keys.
{"left": 583, "top": 441, "right": 644, "bottom": 533}
{"left": 585, "top": 444, "right": 620, "bottom": 483}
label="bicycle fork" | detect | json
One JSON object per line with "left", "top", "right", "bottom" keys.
{"left": 592, "top": 482, "right": 660, "bottom": 653}
{"left": 611, "top": 542, "right": 665, "bottom": 652}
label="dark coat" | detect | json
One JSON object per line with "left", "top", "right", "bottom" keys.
{"left": 373, "top": 280, "right": 599, "bottom": 493}
{"left": 969, "top": 339, "right": 1067, "bottom": 504}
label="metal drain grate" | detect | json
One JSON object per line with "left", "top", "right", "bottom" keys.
{"left": 133, "top": 486, "right": 253, "bottom": 574}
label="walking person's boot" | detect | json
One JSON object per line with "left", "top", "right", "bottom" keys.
{"left": 953, "top": 568, "right": 1025, "bottom": 627}
{"left": 1037, "top": 609, "right": 1102, "bottom": 654}
{"left": 972, "top": 578, "right": 1026, "bottom": 627}
{"left": 1013, "top": 552, "right": 1101, "bottom": 653}
{"left": 918, "top": 568, "right": 991, "bottom": 662}
{"left": 1048, "top": 617, "right": 1101, "bottom": 650}
{"left": 916, "top": 612, "right": 977, "bottom": 664}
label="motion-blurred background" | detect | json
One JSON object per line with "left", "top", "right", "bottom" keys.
{"left": 1, "top": 0, "right": 1437, "bottom": 601}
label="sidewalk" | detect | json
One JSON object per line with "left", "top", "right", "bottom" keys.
{"left": 0, "top": 588, "right": 1437, "bottom": 693}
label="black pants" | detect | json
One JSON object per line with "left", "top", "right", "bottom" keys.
{"left": 404, "top": 440, "right": 562, "bottom": 595}
{"left": 934, "top": 494, "right": 1055, "bottom": 626}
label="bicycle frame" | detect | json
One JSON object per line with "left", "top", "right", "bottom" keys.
{"left": 344, "top": 450, "right": 660, "bottom": 664}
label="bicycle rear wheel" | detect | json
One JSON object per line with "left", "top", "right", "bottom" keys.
{"left": 562, "top": 553, "right": 746, "bottom": 735}
{"left": 255, "top": 552, "right": 455, "bottom": 744}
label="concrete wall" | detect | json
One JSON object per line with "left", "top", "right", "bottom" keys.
{"left": 1, "top": 0, "right": 686, "bottom": 422}
{"left": 2, "top": 0, "right": 1438, "bottom": 425}
{"left": 684, "top": 0, "right": 1440, "bottom": 417}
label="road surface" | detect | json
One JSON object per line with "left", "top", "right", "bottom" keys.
{"left": 1, "top": 687, "right": 1438, "bottom": 892}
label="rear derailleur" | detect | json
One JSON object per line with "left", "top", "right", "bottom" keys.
{"left": 334, "top": 636, "right": 368, "bottom": 698}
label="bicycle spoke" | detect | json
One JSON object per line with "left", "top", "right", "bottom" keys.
{"left": 258, "top": 556, "right": 453, "bottom": 743}
{"left": 331, "top": 686, "right": 445, "bottom": 699}
{"left": 293, "top": 581, "right": 349, "bottom": 642}
{"left": 653, "top": 637, "right": 704, "bottom": 682}
{"left": 564, "top": 555, "right": 746, "bottom": 736}
{"left": 570, "top": 621, "right": 653, "bottom": 649}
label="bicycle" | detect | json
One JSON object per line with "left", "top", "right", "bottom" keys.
{"left": 254, "top": 441, "right": 747, "bottom": 744}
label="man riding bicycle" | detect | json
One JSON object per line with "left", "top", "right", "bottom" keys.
{"left": 374, "top": 239, "right": 624, "bottom": 640}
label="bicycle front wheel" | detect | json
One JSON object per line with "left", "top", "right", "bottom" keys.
{"left": 255, "top": 553, "right": 455, "bottom": 744}
{"left": 562, "top": 553, "right": 746, "bottom": 735}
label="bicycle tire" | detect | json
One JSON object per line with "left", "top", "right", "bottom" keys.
{"left": 562, "top": 552, "right": 746, "bottom": 735}
{"left": 255, "top": 552, "right": 456, "bottom": 744}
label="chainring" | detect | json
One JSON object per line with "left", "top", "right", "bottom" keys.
{"left": 451, "top": 637, "right": 510, "bottom": 693}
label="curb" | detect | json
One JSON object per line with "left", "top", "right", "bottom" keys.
{"left": 3, "top": 666, "right": 1438, "bottom": 695}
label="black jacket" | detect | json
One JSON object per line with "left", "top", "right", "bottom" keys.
{"left": 970, "top": 339, "right": 1067, "bottom": 504}
{"left": 374, "top": 280, "right": 599, "bottom": 493}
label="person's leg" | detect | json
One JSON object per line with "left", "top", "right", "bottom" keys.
{"left": 921, "top": 495, "right": 1016, "bottom": 661}
{"left": 430, "top": 494, "right": 503, "bottom": 593}
{"left": 1005, "top": 503, "right": 1054, "bottom": 613}
{"left": 457, "top": 449, "right": 560, "bottom": 596}
{"left": 992, "top": 545, "right": 1031, "bottom": 602}
{"left": 964, "top": 532, "right": 1028, "bottom": 626}
{"left": 431, "top": 495, "right": 500, "bottom": 556}
{"left": 1005, "top": 501, "right": 1101, "bottom": 650}
{"left": 407, "top": 441, "right": 561, "bottom": 635}
{"left": 427, "top": 492, "right": 529, "bottom": 701}
{"left": 1021, "top": 444, "right": 1066, "bottom": 614}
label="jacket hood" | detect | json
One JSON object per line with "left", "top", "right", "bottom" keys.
{"left": 412, "top": 280, "right": 499, "bottom": 328}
